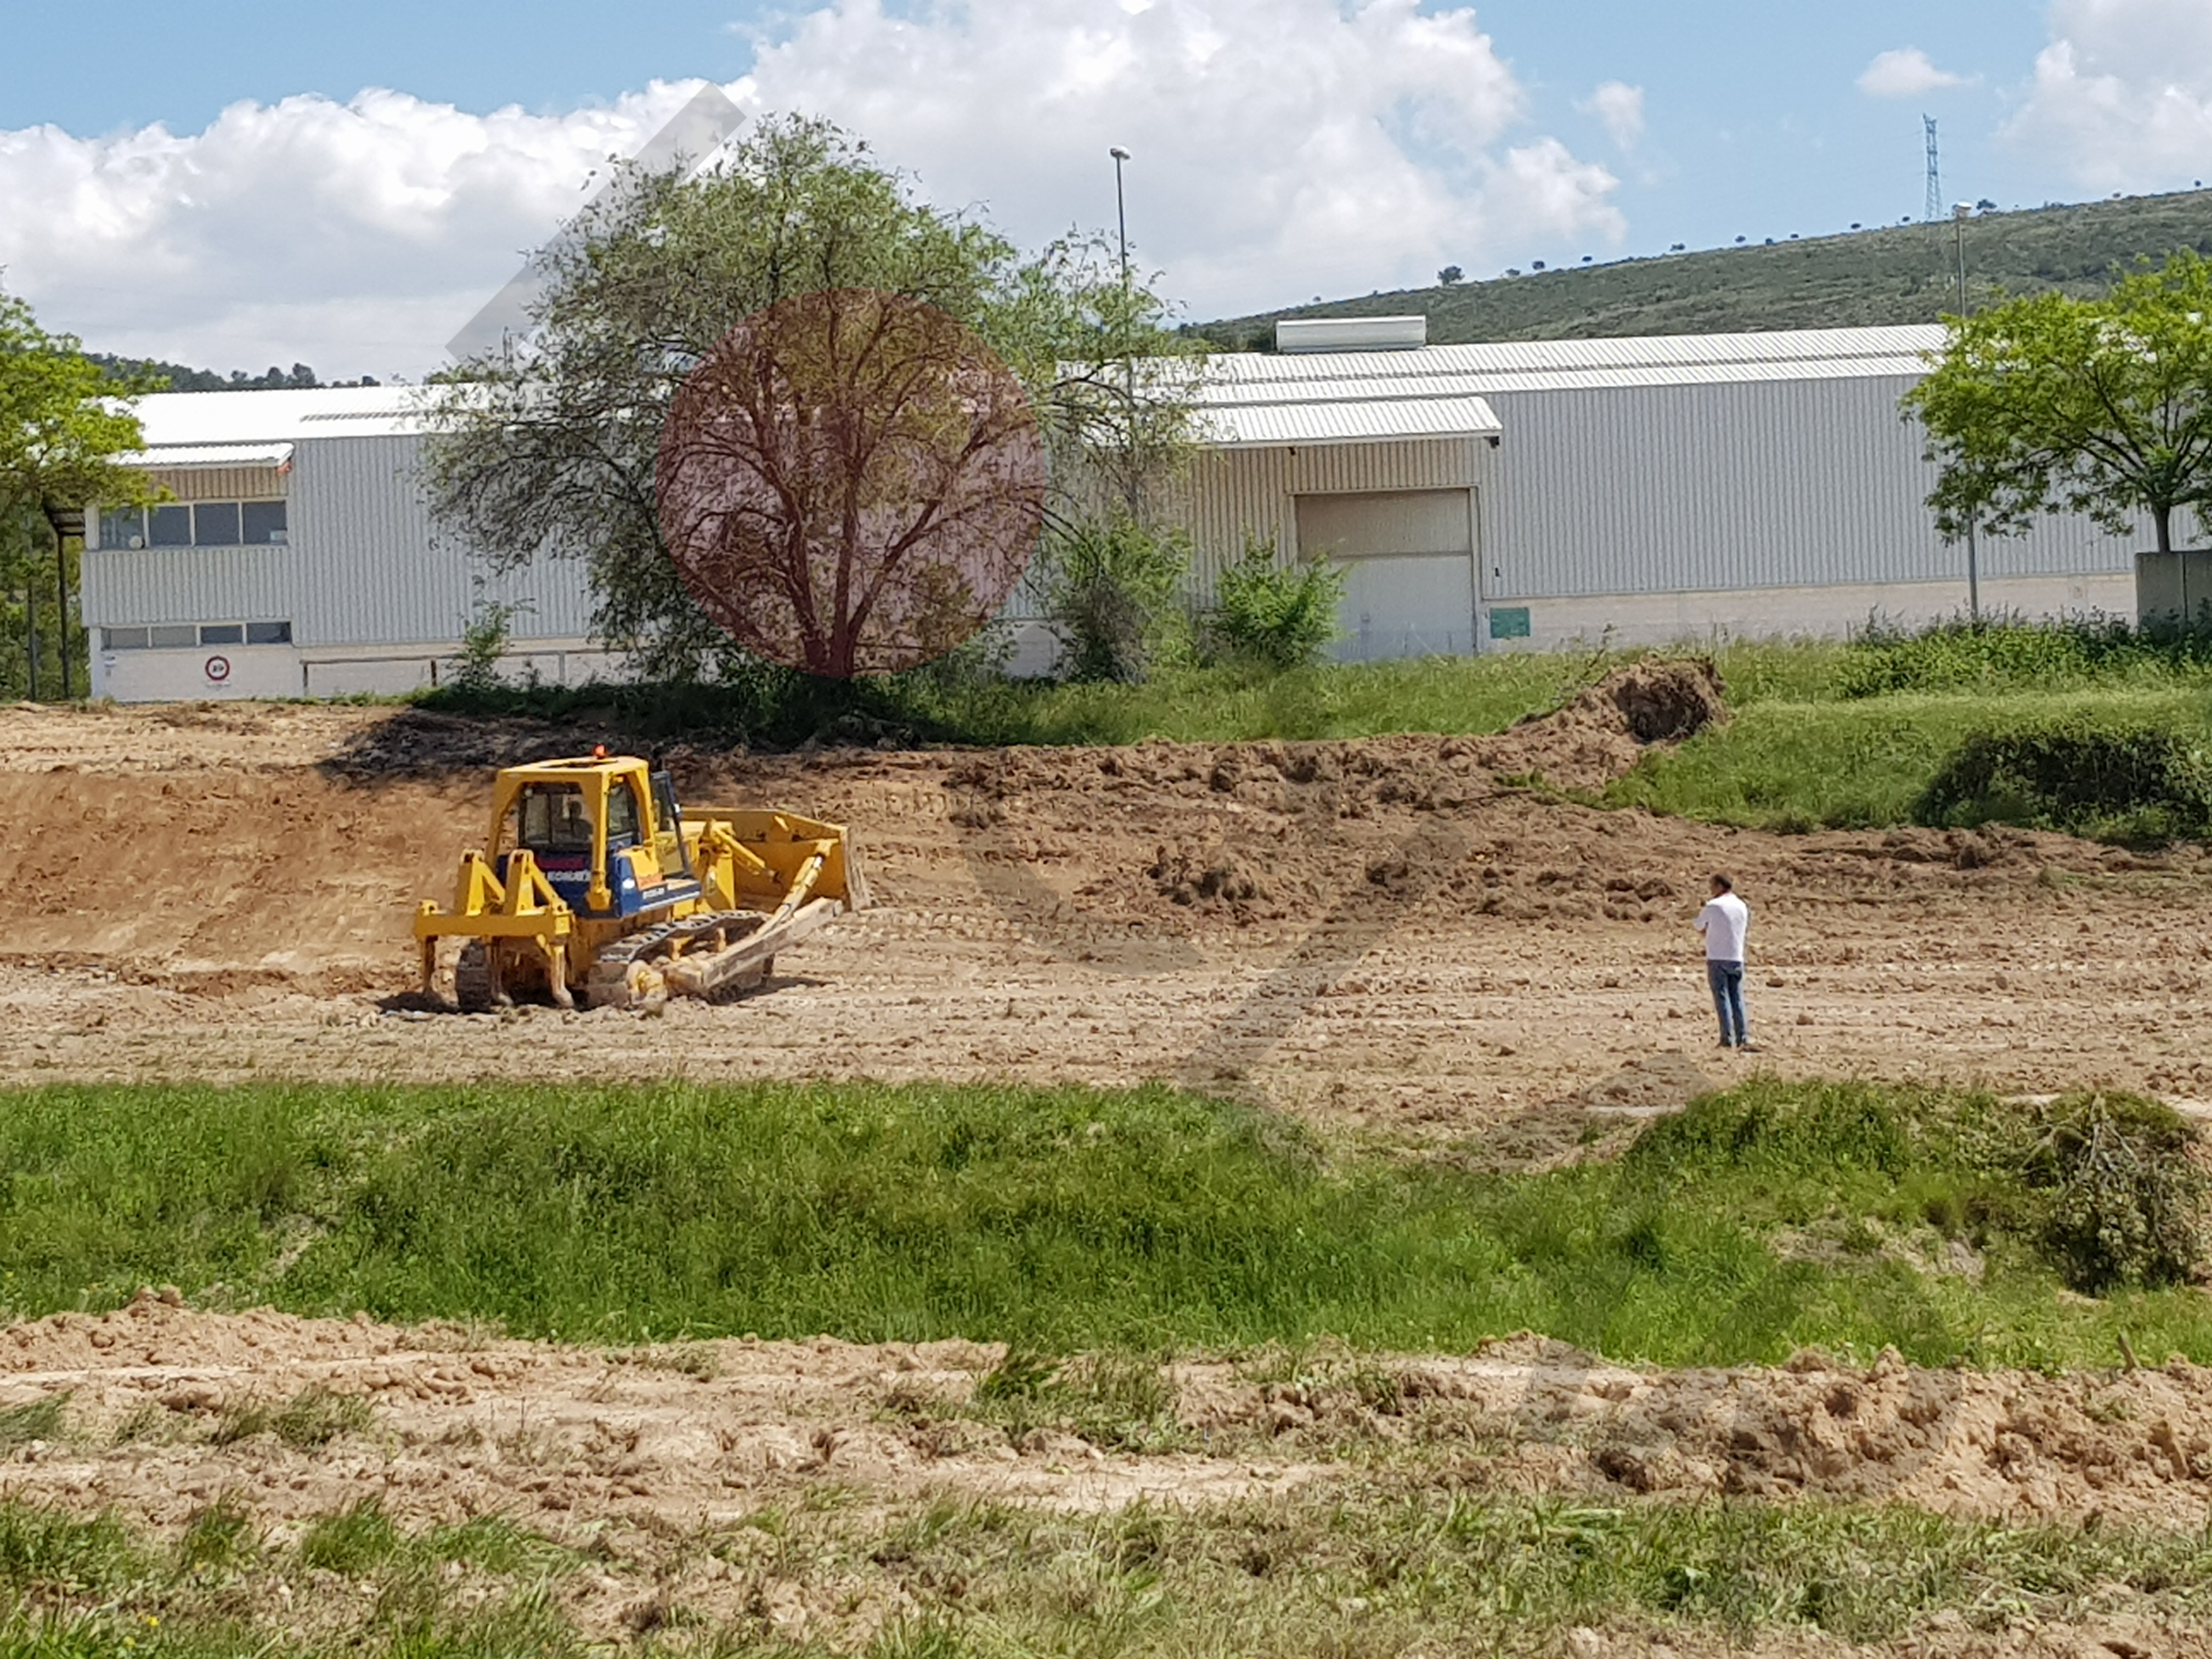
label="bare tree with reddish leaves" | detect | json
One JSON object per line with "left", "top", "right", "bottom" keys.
{"left": 656, "top": 287, "right": 1047, "bottom": 679}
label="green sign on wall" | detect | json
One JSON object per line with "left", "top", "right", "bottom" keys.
{"left": 1487, "top": 606, "right": 1532, "bottom": 640}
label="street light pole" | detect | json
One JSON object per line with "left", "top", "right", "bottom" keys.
{"left": 1954, "top": 202, "right": 1980, "bottom": 620}
{"left": 1953, "top": 202, "right": 1970, "bottom": 317}
{"left": 1110, "top": 146, "right": 1131, "bottom": 289}
{"left": 1109, "top": 146, "right": 1136, "bottom": 515}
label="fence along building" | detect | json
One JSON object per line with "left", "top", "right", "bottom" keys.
{"left": 82, "top": 322, "right": 2142, "bottom": 700}
{"left": 82, "top": 387, "right": 617, "bottom": 702}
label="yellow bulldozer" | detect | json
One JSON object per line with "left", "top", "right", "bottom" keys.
{"left": 413, "top": 752, "right": 867, "bottom": 1011}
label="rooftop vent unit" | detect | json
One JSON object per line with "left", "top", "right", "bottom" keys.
{"left": 1274, "top": 315, "right": 1427, "bottom": 354}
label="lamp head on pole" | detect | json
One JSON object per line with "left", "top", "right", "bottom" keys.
{"left": 1952, "top": 202, "right": 1972, "bottom": 221}
{"left": 1110, "top": 146, "right": 1131, "bottom": 162}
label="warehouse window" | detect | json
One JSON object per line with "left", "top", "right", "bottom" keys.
{"left": 103, "top": 620, "right": 295, "bottom": 651}
{"left": 240, "top": 501, "right": 288, "bottom": 544}
{"left": 194, "top": 503, "right": 241, "bottom": 546}
{"left": 148, "top": 505, "right": 193, "bottom": 547}
{"left": 99, "top": 501, "right": 287, "bottom": 549}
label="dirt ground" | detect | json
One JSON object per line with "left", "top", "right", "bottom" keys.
{"left": 5, "top": 1300, "right": 2212, "bottom": 1647}
{"left": 9, "top": 1301, "right": 2212, "bottom": 1534}
{"left": 1, "top": 695, "right": 2208, "bottom": 1142}
{"left": 7, "top": 692, "right": 2212, "bottom": 1651}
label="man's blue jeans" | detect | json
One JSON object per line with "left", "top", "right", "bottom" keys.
{"left": 1707, "top": 959, "right": 1748, "bottom": 1046}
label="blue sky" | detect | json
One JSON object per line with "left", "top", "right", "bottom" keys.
{"left": 0, "top": 1, "right": 2202, "bottom": 374}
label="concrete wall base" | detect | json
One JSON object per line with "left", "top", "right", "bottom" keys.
{"left": 91, "top": 640, "right": 629, "bottom": 703}
{"left": 2134, "top": 550, "right": 2212, "bottom": 626}
{"left": 1484, "top": 572, "right": 2137, "bottom": 653}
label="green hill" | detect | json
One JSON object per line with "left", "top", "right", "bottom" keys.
{"left": 1193, "top": 189, "right": 2212, "bottom": 348}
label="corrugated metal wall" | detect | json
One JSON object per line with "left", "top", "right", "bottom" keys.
{"left": 83, "top": 435, "right": 599, "bottom": 642}
{"left": 140, "top": 466, "right": 287, "bottom": 504}
{"left": 1000, "top": 437, "right": 1492, "bottom": 623}
{"left": 1483, "top": 376, "right": 2137, "bottom": 600}
{"left": 80, "top": 546, "right": 296, "bottom": 628}
{"left": 289, "top": 436, "right": 596, "bottom": 646}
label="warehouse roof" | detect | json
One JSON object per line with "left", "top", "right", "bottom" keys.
{"left": 1197, "top": 391, "right": 1501, "bottom": 448}
{"left": 125, "top": 385, "right": 427, "bottom": 461}
{"left": 1188, "top": 324, "right": 1945, "bottom": 446}
{"left": 111, "top": 324, "right": 1949, "bottom": 464}
{"left": 1203, "top": 324, "right": 1947, "bottom": 398}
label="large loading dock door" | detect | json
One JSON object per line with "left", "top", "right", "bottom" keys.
{"left": 1294, "top": 488, "right": 1479, "bottom": 662}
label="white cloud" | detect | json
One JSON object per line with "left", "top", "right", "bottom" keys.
{"left": 2006, "top": 0, "right": 2212, "bottom": 190}
{"left": 0, "top": 84, "right": 712, "bottom": 377}
{"left": 0, "top": 0, "right": 1621, "bottom": 375}
{"left": 1857, "top": 48, "right": 1973, "bottom": 100}
{"left": 737, "top": 0, "right": 1620, "bottom": 324}
{"left": 1578, "top": 81, "right": 1645, "bottom": 150}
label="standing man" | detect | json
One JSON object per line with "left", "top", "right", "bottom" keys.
{"left": 1696, "top": 874, "right": 1756, "bottom": 1051}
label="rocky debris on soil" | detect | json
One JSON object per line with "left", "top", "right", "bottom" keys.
{"left": 1146, "top": 845, "right": 1269, "bottom": 916}
{"left": 1566, "top": 1051, "right": 1722, "bottom": 1115}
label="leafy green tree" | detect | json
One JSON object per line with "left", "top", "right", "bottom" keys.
{"left": 0, "top": 289, "right": 156, "bottom": 697}
{"left": 1905, "top": 251, "right": 2212, "bottom": 558}
{"left": 423, "top": 115, "right": 1200, "bottom": 682}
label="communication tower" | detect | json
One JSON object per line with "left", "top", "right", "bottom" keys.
{"left": 1923, "top": 116, "right": 1942, "bottom": 223}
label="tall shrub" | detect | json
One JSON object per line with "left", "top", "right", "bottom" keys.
{"left": 1038, "top": 516, "right": 1192, "bottom": 682}
{"left": 1207, "top": 540, "right": 1345, "bottom": 670}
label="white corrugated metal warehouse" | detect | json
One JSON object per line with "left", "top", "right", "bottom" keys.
{"left": 83, "top": 388, "right": 617, "bottom": 702}
{"left": 81, "top": 321, "right": 2142, "bottom": 699}
{"left": 1176, "top": 319, "right": 2136, "bottom": 661}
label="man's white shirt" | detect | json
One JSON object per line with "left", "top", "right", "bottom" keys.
{"left": 1697, "top": 893, "right": 1750, "bottom": 961}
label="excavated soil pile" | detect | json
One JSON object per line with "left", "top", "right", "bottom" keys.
{"left": 1474, "top": 656, "right": 1729, "bottom": 793}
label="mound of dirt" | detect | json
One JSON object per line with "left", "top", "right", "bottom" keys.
{"left": 1474, "top": 658, "right": 1729, "bottom": 794}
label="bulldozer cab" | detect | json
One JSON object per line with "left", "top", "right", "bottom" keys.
{"left": 487, "top": 758, "right": 702, "bottom": 919}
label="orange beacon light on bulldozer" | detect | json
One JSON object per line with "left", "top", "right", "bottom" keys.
{"left": 412, "top": 755, "right": 867, "bottom": 1011}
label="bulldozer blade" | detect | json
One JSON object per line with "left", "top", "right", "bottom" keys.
{"left": 661, "top": 898, "right": 843, "bottom": 999}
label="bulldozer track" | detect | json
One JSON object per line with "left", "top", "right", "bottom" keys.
{"left": 584, "top": 909, "right": 769, "bottom": 1011}
{"left": 453, "top": 940, "right": 496, "bottom": 1013}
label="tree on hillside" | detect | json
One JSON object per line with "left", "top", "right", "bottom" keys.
{"left": 0, "top": 290, "right": 156, "bottom": 698}
{"left": 1904, "top": 251, "right": 2212, "bottom": 558}
{"left": 423, "top": 115, "right": 1201, "bottom": 681}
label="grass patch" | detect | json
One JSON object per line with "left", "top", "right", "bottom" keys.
{"left": 209, "top": 1386, "right": 374, "bottom": 1450}
{"left": 1839, "top": 612, "right": 2212, "bottom": 697}
{"left": 416, "top": 637, "right": 1843, "bottom": 749}
{"left": 1915, "top": 719, "right": 2212, "bottom": 843}
{"left": 1610, "top": 686, "right": 2212, "bottom": 834}
{"left": 0, "top": 1078, "right": 2208, "bottom": 1369}
{"left": 3, "top": 1483, "right": 2211, "bottom": 1654}
{"left": 0, "top": 1496, "right": 579, "bottom": 1659}
{"left": 0, "top": 1397, "right": 64, "bottom": 1451}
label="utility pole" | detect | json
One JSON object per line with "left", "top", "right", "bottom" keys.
{"left": 24, "top": 567, "right": 37, "bottom": 701}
